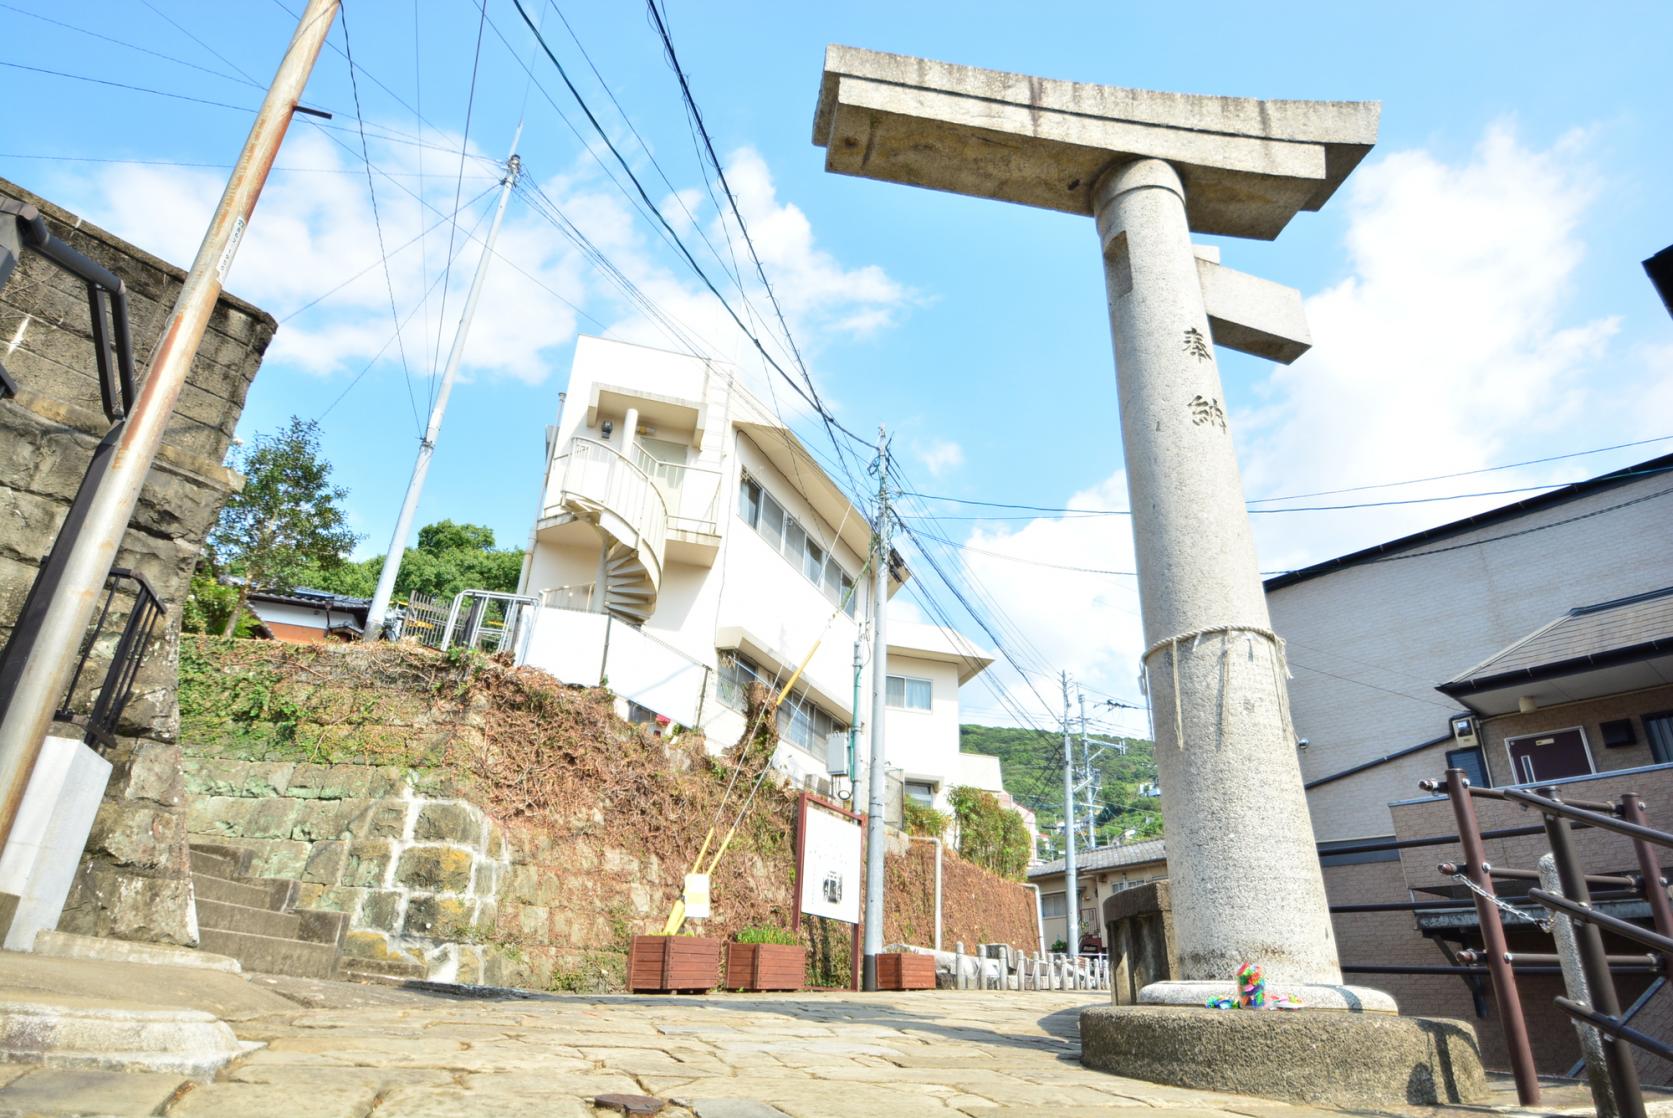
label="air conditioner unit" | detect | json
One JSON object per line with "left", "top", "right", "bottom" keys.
{"left": 1450, "top": 715, "right": 1479, "bottom": 746}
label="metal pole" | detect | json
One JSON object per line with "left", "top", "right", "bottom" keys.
{"left": 0, "top": 0, "right": 340, "bottom": 849}
{"left": 848, "top": 634, "right": 862, "bottom": 797}
{"left": 364, "top": 139, "right": 524, "bottom": 639}
{"left": 1062, "top": 671, "right": 1078, "bottom": 953}
{"left": 1442, "top": 768, "right": 1541, "bottom": 1106}
{"left": 861, "top": 426, "right": 890, "bottom": 991}
{"left": 1079, "top": 691, "right": 1094, "bottom": 848}
{"left": 1621, "top": 794, "right": 1673, "bottom": 956}
{"left": 1542, "top": 789, "right": 1646, "bottom": 1118}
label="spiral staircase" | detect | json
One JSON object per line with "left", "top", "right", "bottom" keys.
{"left": 539, "top": 437, "right": 666, "bottom": 625}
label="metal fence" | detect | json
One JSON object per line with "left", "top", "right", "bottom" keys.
{"left": 1331, "top": 767, "right": 1673, "bottom": 1115}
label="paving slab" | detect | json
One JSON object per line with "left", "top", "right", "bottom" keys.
{"left": 0, "top": 1068, "right": 185, "bottom": 1117}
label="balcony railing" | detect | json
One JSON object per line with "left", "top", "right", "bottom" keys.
{"left": 633, "top": 446, "right": 722, "bottom": 535}
{"left": 544, "top": 437, "right": 668, "bottom": 574}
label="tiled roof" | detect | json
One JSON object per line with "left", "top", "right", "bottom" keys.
{"left": 1027, "top": 837, "right": 1166, "bottom": 879}
{"left": 1444, "top": 586, "right": 1673, "bottom": 691}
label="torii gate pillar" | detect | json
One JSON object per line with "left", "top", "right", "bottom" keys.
{"left": 814, "top": 47, "right": 1390, "bottom": 1012}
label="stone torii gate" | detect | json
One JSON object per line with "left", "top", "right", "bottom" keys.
{"left": 813, "top": 48, "right": 1389, "bottom": 1012}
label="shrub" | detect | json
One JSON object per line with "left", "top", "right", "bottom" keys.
{"left": 901, "top": 798, "right": 948, "bottom": 838}
{"left": 736, "top": 926, "right": 798, "bottom": 946}
{"left": 947, "top": 786, "right": 1031, "bottom": 880}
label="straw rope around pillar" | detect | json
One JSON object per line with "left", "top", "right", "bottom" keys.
{"left": 1140, "top": 625, "right": 1295, "bottom": 751}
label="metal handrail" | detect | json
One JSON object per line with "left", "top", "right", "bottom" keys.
{"left": 545, "top": 437, "right": 669, "bottom": 573}
{"left": 52, "top": 567, "right": 164, "bottom": 750}
{"left": 1505, "top": 787, "right": 1673, "bottom": 852}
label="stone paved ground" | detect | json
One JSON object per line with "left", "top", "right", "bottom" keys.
{"left": 0, "top": 979, "right": 1645, "bottom": 1117}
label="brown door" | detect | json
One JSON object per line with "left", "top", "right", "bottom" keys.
{"left": 1506, "top": 729, "right": 1593, "bottom": 785}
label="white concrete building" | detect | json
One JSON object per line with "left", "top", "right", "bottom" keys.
{"left": 514, "top": 336, "right": 997, "bottom": 811}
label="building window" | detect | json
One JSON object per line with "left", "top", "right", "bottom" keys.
{"left": 1041, "top": 892, "right": 1067, "bottom": 919}
{"left": 1648, "top": 713, "right": 1673, "bottom": 765}
{"left": 737, "top": 473, "right": 857, "bottom": 616}
{"left": 716, "top": 651, "right": 847, "bottom": 755}
{"left": 905, "top": 780, "right": 936, "bottom": 806}
{"left": 1445, "top": 746, "right": 1489, "bottom": 789}
{"left": 886, "top": 674, "right": 933, "bottom": 711}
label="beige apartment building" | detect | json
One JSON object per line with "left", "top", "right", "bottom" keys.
{"left": 1028, "top": 839, "right": 1166, "bottom": 951}
{"left": 1262, "top": 454, "right": 1673, "bottom": 1079}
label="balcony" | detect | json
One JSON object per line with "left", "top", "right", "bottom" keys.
{"left": 633, "top": 446, "right": 723, "bottom": 563}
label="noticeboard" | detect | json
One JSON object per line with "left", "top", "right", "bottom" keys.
{"left": 798, "top": 797, "right": 862, "bottom": 925}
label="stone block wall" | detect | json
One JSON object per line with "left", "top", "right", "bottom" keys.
{"left": 181, "top": 755, "right": 705, "bottom": 989}
{"left": 0, "top": 177, "right": 275, "bottom": 944}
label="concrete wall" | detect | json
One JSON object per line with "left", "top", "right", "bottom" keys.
{"left": 0, "top": 177, "right": 274, "bottom": 945}
{"left": 882, "top": 653, "right": 962, "bottom": 813}
{"left": 1266, "top": 473, "right": 1673, "bottom": 844}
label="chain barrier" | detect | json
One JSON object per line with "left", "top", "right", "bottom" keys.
{"left": 1451, "top": 873, "right": 1553, "bottom": 933}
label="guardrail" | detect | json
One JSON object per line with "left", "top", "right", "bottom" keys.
{"left": 1328, "top": 768, "right": 1673, "bottom": 1115}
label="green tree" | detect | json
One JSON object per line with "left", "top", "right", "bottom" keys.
{"left": 304, "top": 519, "right": 523, "bottom": 605}
{"left": 205, "top": 417, "right": 359, "bottom": 636}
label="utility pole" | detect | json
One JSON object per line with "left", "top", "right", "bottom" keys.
{"left": 1060, "top": 671, "right": 1078, "bottom": 953}
{"left": 0, "top": 0, "right": 340, "bottom": 849}
{"left": 847, "top": 632, "right": 863, "bottom": 799}
{"left": 363, "top": 135, "right": 524, "bottom": 639}
{"left": 1079, "top": 691, "right": 1096, "bottom": 848}
{"left": 862, "top": 426, "right": 890, "bottom": 991}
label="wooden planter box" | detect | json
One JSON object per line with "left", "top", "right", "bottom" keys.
{"left": 876, "top": 952, "right": 936, "bottom": 990}
{"left": 725, "top": 942, "right": 806, "bottom": 991}
{"left": 628, "top": 935, "right": 721, "bottom": 993}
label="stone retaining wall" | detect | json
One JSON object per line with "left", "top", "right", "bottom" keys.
{"left": 0, "top": 177, "right": 275, "bottom": 945}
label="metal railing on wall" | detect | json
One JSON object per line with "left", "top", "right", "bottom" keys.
{"left": 1325, "top": 768, "right": 1673, "bottom": 1116}
{"left": 52, "top": 568, "right": 164, "bottom": 750}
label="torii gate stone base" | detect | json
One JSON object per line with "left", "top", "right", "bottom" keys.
{"left": 814, "top": 48, "right": 1485, "bottom": 1106}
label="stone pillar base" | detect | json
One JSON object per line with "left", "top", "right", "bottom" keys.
{"left": 1080, "top": 1005, "right": 1485, "bottom": 1107}
{"left": 1138, "top": 979, "right": 1399, "bottom": 1013}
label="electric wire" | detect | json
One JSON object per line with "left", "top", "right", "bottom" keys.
{"left": 312, "top": 188, "right": 502, "bottom": 424}
{"left": 339, "top": 0, "right": 423, "bottom": 435}
{"left": 0, "top": 1, "right": 261, "bottom": 89}
{"left": 278, "top": 181, "right": 498, "bottom": 323}
{"left": 429, "top": 0, "right": 490, "bottom": 415}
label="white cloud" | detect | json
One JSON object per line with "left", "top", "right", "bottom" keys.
{"left": 945, "top": 121, "right": 1660, "bottom": 731}
{"left": 1239, "top": 122, "right": 1626, "bottom": 570}
{"left": 917, "top": 439, "right": 964, "bottom": 478}
{"left": 68, "top": 129, "right": 912, "bottom": 417}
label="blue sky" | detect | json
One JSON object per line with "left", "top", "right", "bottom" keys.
{"left": 4, "top": 1, "right": 1670, "bottom": 732}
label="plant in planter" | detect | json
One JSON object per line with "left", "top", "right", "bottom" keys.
{"left": 725, "top": 926, "right": 806, "bottom": 992}
{"left": 628, "top": 932, "right": 722, "bottom": 994}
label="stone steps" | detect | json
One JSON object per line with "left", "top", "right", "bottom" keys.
{"left": 194, "top": 897, "right": 303, "bottom": 941}
{"left": 339, "top": 955, "right": 426, "bottom": 982}
{"left": 197, "top": 927, "right": 340, "bottom": 981}
{"left": 188, "top": 843, "right": 347, "bottom": 980}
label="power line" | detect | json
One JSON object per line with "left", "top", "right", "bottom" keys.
{"left": 899, "top": 463, "right": 1673, "bottom": 520}
{"left": 429, "top": 0, "right": 490, "bottom": 416}
{"left": 506, "top": 0, "right": 873, "bottom": 472}
{"left": 1, "top": 1, "right": 261, "bottom": 88}
{"left": 279, "top": 182, "right": 498, "bottom": 323}
{"left": 1246, "top": 434, "right": 1673, "bottom": 504}
{"left": 641, "top": 0, "right": 866, "bottom": 494}
{"left": 0, "top": 152, "right": 495, "bottom": 179}
{"left": 313, "top": 187, "right": 503, "bottom": 424}
{"left": 339, "top": 0, "right": 422, "bottom": 435}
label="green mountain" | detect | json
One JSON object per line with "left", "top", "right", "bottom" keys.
{"left": 959, "top": 724, "right": 1162, "bottom": 855}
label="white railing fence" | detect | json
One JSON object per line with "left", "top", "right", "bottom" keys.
{"left": 633, "top": 446, "right": 723, "bottom": 534}
{"left": 546, "top": 437, "right": 668, "bottom": 566}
